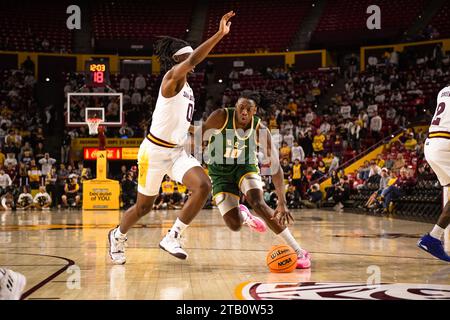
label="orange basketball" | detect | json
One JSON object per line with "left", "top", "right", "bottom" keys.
{"left": 266, "top": 245, "right": 298, "bottom": 273}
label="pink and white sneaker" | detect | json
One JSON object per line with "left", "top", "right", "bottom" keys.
{"left": 239, "top": 204, "right": 267, "bottom": 233}
{"left": 296, "top": 249, "right": 312, "bottom": 269}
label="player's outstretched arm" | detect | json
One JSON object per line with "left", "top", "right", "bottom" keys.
{"left": 168, "top": 11, "right": 235, "bottom": 81}
{"left": 191, "top": 108, "right": 227, "bottom": 141}
{"left": 258, "top": 124, "right": 294, "bottom": 226}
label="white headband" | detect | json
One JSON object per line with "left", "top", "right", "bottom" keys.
{"left": 173, "top": 46, "right": 193, "bottom": 57}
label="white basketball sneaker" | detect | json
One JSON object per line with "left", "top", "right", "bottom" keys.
{"left": 0, "top": 268, "right": 26, "bottom": 300}
{"left": 159, "top": 230, "right": 188, "bottom": 260}
{"left": 108, "top": 227, "right": 127, "bottom": 265}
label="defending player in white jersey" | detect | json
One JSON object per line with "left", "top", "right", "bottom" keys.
{"left": 108, "top": 11, "right": 235, "bottom": 264}
{"left": 418, "top": 86, "right": 450, "bottom": 262}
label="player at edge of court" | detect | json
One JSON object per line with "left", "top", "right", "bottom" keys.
{"left": 108, "top": 11, "right": 236, "bottom": 264}
{"left": 0, "top": 268, "right": 26, "bottom": 300}
{"left": 192, "top": 92, "right": 311, "bottom": 269}
{"left": 418, "top": 86, "right": 450, "bottom": 262}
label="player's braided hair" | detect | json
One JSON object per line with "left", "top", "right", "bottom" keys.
{"left": 154, "top": 36, "right": 190, "bottom": 73}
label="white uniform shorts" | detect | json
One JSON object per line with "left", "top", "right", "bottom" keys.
{"left": 137, "top": 138, "right": 201, "bottom": 196}
{"left": 424, "top": 137, "right": 450, "bottom": 186}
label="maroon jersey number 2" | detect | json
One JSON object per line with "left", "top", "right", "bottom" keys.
{"left": 431, "top": 102, "right": 445, "bottom": 126}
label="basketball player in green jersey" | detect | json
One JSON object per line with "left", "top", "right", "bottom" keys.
{"left": 193, "top": 93, "right": 311, "bottom": 269}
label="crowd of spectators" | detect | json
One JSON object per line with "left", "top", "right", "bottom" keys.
{"left": 60, "top": 43, "right": 450, "bottom": 211}
{"left": 190, "top": 44, "right": 446, "bottom": 211}
{"left": 405, "top": 24, "right": 441, "bottom": 43}
{"left": 62, "top": 71, "right": 206, "bottom": 142}
{"left": 0, "top": 67, "right": 93, "bottom": 211}
{"left": 326, "top": 128, "right": 439, "bottom": 214}
{"left": 2, "top": 41, "right": 450, "bottom": 213}
{"left": 0, "top": 33, "right": 70, "bottom": 54}
{"left": 318, "top": 45, "right": 448, "bottom": 213}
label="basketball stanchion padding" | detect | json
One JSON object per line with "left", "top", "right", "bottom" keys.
{"left": 82, "top": 125, "right": 120, "bottom": 210}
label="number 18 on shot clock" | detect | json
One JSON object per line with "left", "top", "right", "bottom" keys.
{"left": 85, "top": 59, "right": 110, "bottom": 87}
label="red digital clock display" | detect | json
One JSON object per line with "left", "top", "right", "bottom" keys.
{"left": 85, "top": 60, "right": 110, "bottom": 87}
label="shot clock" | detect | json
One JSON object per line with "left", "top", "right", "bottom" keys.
{"left": 85, "top": 60, "right": 110, "bottom": 87}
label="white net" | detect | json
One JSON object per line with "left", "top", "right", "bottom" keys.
{"left": 87, "top": 118, "right": 102, "bottom": 135}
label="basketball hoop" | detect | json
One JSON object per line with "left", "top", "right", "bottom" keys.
{"left": 87, "top": 118, "right": 103, "bottom": 135}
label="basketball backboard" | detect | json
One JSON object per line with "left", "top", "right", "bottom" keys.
{"left": 67, "top": 92, "right": 123, "bottom": 127}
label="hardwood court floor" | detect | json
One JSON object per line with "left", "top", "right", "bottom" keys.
{"left": 0, "top": 208, "right": 449, "bottom": 300}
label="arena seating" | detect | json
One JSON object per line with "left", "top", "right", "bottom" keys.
{"left": 0, "top": 70, "right": 35, "bottom": 115}
{"left": 312, "top": 0, "right": 426, "bottom": 47}
{"left": 428, "top": 2, "right": 450, "bottom": 38}
{"left": 92, "top": 0, "right": 194, "bottom": 41}
{"left": 221, "top": 69, "right": 335, "bottom": 103}
{"left": 0, "top": 1, "right": 73, "bottom": 52}
{"left": 61, "top": 71, "right": 205, "bottom": 138}
{"left": 108, "top": 72, "right": 205, "bottom": 101}
{"left": 344, "top": 133, "right": 443, "bottom": 218}
{"left": 350, "top": 178, "right": 442, "bottom": 219}
{"left": 350, "top": 181, "right": 442, "bottom": 218}
{"left": 0, "top": 1, "right": 439, "bottom": 54}
{"left": 203, "top": 0, "right": 312, "bottom": 53}
{"left": 394, "top": 181, "right": 442, "bottom": 217}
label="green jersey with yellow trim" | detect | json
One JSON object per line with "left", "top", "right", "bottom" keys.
{"left": 207, "top": 108, "right": 260, "bottom": 176}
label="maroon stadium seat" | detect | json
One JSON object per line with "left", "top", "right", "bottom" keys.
{"left": 203, "top": 0, "right": 313, "bottom": 53}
